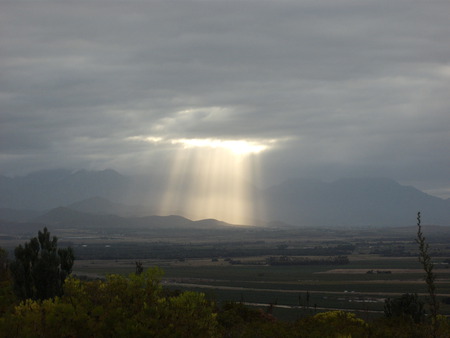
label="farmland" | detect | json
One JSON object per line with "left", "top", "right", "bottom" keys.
{"left": 22, "top": 224, "right": 445, "bottom": 320}
{"left": 3, "top": 222, "right": 450, "bottom": 320}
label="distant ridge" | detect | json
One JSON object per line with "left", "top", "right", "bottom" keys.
{"left": 264, "top": 177, "right": 450, "bottom": 227}
{"left": 0, "top": 169, "right": 130, "bottom": 210}
{"left": 1, "top": 169, "right": 450, "bottom": 227}
{"left": 67, "top": 197, "right": 152, "bottom": 217}
{"left": 33, "top": 207, "right": 234, "bottom": 230}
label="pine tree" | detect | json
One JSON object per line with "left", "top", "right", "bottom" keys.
{"left": 10, "top": 227, "right": 74, "bottom": 300}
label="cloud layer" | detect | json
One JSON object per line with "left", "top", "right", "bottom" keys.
{"left": 1, "top": 0, "right": 449, "bottom": 197}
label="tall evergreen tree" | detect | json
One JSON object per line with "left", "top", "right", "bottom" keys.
{"left": 10, "top": 227, "right": 74, "bottom": 300}
{"left": 0, "top": 247, "right": 8, "bottom": 280}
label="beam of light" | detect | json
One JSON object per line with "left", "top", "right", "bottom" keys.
{"left": 126, "top": 136, "right": 163, "bottom": 143}
{"left": 172, "top": 138, "right": 268, "bottom": 155}
{"left": 159, "top": 138, "right": 269, "bottom": 225}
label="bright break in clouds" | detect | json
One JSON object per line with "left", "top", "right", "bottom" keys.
{"left": 1, "top": 0, "right": 450, "bottom": 203}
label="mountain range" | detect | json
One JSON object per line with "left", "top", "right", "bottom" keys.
{"left": 264, "top": 177, "right": 450, "bottom": 227}
{"left": 33, "top": 206, "right": 230, "bottom": 230}
{"left": 1, "top": 169, "right": 449, "bottom": 227}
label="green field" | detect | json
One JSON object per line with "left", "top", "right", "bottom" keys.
{"left": 5, "top": 224, "right": 450, "bottom": 320}
{"left": 72, "top": 253, "right": 450, "bottom": 320}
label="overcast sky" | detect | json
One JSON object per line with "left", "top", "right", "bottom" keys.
{"left": 1, "top": 0, "right": 450, "bottom": 198}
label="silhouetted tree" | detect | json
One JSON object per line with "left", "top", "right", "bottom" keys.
{"left": 10, "top": 227, "right": 74, "bottom": 300}
{"left": 135, "top": 260, "right": 144, "bottom": 275}
{"left": 416, "top": 211, "right": 439, "bottom": 336}
{"left": 384, "top": 293, "right": 425, "bottom": 324}
{"left": 0, "top": 247, "right": 8, "bottom": 281}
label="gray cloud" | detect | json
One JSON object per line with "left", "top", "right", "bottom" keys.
{"left": 1, "top": 0, "right": 449, "bottom": 197}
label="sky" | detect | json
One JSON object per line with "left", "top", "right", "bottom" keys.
{"left": 1, "top": 0, "right": 450, "bottom": 199}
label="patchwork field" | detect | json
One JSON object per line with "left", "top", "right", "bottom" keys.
{"left": 4, "top": 223, "right": 450, "bottom": 320}
{"left": 72, "top": 254, "right": 450, "bottom": 320}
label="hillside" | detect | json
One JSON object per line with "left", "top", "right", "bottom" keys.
{"left": 33, "top": 207, "right": 233, "bottom": 230}
{"left": 263, "top": 177, "right": 450, "bottom": 227}
{"left": 1, "top": 170, "right": 450, "bottom": 227}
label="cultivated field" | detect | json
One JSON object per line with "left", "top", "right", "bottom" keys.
{"left": 42, "top": 224, "right": 450, "bottom": 321}
{"left": 3, "top": 223, "right": 450, "bottom": 320}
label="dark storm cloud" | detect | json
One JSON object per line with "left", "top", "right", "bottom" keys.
{"left": 1, "top": 0, "right": 449, "bottom": 196}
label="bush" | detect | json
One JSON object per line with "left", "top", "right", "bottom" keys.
{"left": 384, "top": 293, "right": 425, "bottom": 324}
{"left": 0, "top": 268, "right": 220, "bottom": 337}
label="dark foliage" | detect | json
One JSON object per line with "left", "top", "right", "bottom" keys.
{"left": 384, "top": 293, "right": 426, "bottom": 324}
{"left": 9, "top": 227, "right": 74, "bottom": 300}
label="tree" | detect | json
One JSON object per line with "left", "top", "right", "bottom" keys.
{"left": 416, "top": 211, "right": 439, "bottom": 336}
{"left": 0, "top": 247, "right": 16, "bottom": 315}
{"left": 0, "top": 247, "right": 8, "bottom": 281}
{"left": 384, "top": 293, "right": 425, "bottom": 324}
{"left": 416, "top": 212, "right": 438, "bottom": 317}
{"left": 9, "top": 227, "right": 74, "bottom": 300}
{"left": 135, "top": 260, "right": 144, "bottom": 275}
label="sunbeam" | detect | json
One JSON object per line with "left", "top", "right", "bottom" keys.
{"left": 159, "top": 138, "right": 269, "bottom": 225}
